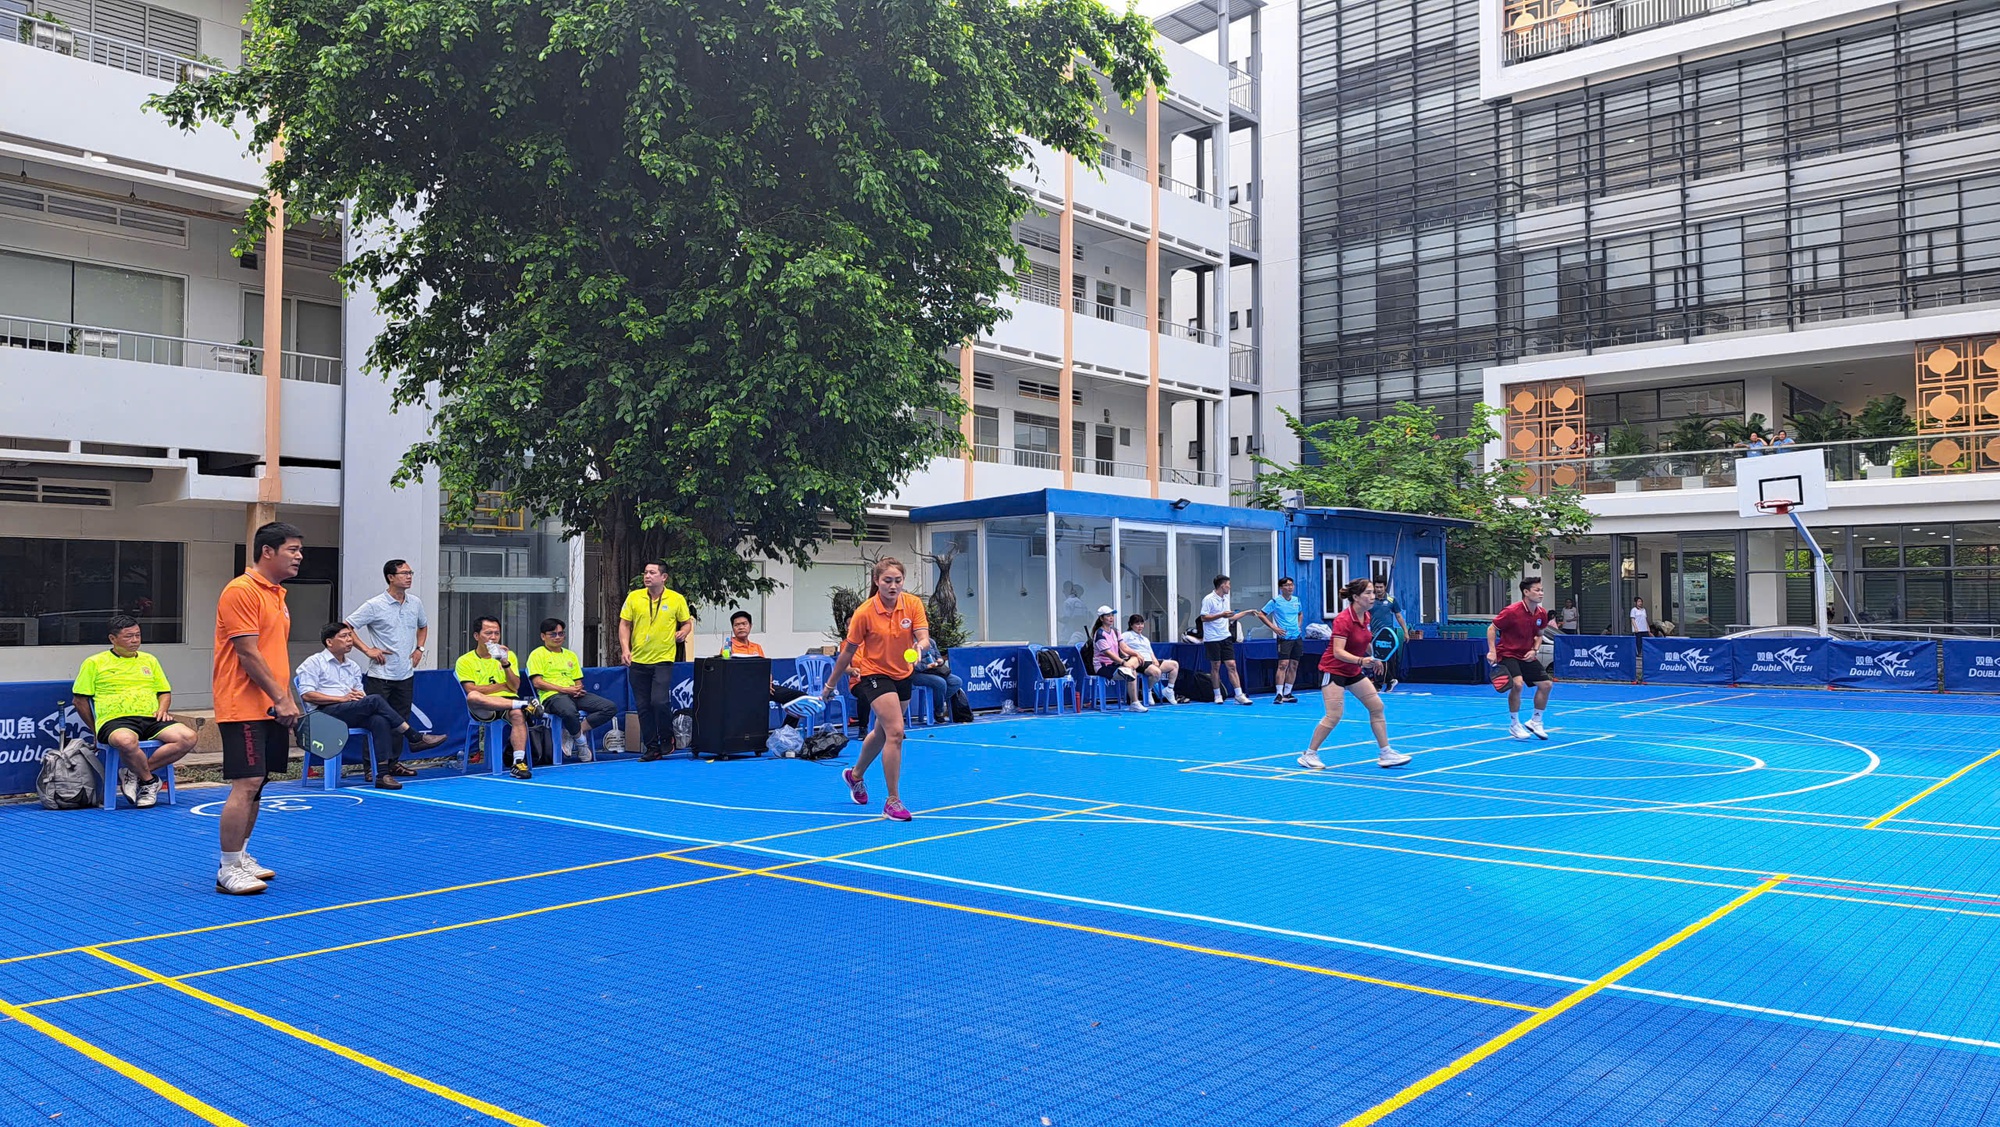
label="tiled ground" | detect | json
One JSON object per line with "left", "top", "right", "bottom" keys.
{"left": 4, "top": 683, "right": 1999, "bottom": 1125}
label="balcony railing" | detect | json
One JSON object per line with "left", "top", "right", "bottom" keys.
{"left": 1163, "top": 320, "right": 1222, "bottom": 346}
{"left": 1159, "top": 172, "right": 1223, "bottom": 209}
{"left": 1228, "top": 70, "right": 1257, "bottom": 114}
{"left": 1017, "top": 279, "right": 1062, "bottom": 308}
{"left": 1501, "top": 0, "right": 1758, "bottom": 63}
{"left": 15, "top": 15, "right": 229, "bottom": 82}
{"left": 1230, "top": 207, "right": 1257, "bottom": 250}
{"left": 968, "top": 444, "right": 1220, "bottom": 487}
{"left": 1229, "top": 342, "right": 1259, "bottom": 389}
{"left": 0, "top": 314, "right": 344, "bottom": 383}
{"left": 1098, "top": 146, "right": 1151, "bottom": 184}
{"left": 1524, "top": 428, "right": 2000, "bottom": 495}
{"left": 1071, "top": 297, "right": 1148, "bottom": 329}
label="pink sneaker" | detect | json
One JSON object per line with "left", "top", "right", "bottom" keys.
{"left": 883, "top": 798, "right": 912, "bottom": 822}
{"left": 842, "top": 767, "right": 868, "bottom": 805}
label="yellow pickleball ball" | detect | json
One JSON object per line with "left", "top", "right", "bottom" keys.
{"left": 904, "top": 648, "right": 920, "bottom": 662}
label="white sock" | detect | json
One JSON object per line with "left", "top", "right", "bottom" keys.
{"left": 221, "top": 849, "right": 245, "bottom": 868}
{"left": 1512, "top": 710, "right": 1524, "bottom": 723}
{"left": 1532, "top": 710, "right": 1546, "bottom": 723}
{"left": 1278, "top": 682, "right": 1290, "bottom": 696}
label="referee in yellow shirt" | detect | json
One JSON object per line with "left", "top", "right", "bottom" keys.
{"left": 619, "top": 560, "right": 693, "bottom": 760}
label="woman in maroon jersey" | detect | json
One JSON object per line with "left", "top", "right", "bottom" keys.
{"left": 1297, "top": 579, "right": 1409, "bottom": 770}
{"left": 1487, "top": 575, "right": 1557, "bottom": 740}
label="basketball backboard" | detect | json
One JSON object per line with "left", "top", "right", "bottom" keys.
{"left": 1735, "top": 448, "right": 1830, "bottom": 519}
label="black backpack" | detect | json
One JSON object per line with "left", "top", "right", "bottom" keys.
{"left": 1179, "top": 669, "right": 1214, "bottom": 701}
{"left": 37, "top": 737, "right": 102, "bottom": 810}
{"left": 1034, "top": 648, "right": 1070, "bottom": 680}
{"left": 949, "top": 689, "right": 974, "bottom": 724}
{"left": 800, "top": 730, "right": 847, "bottom": 760}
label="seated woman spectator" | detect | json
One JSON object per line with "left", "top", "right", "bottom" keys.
{"left": 909, "top": 640, "right": 965, "bottom": 724}
{"left": 1118, "top": 615, "right": 1179, "bottom": 705}
{"left": 1088, "top": 606, "right": 1147, "bottom": 712}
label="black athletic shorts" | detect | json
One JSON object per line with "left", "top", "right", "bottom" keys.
{"left": 1501, "top": 657, "right": 1551, "bottom": 686}
{"left": 1205, "top": 639, "right": 1236, "bottom": 662}
{"left": 220, "top": 719, "right": 291, "bottom": 781}
{"left": 851, "top": 674, "right": 912, "bottom": 710}
{"left": 1326, "top": 671, "right": 1369, "bottom": 688}
{"left": 96, "top": 716, "right": 173, "bottom": 745}
{"left": 1275, "top": 638, "right": 1305, "bottom": 662}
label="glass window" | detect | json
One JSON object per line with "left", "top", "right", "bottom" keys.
{"left": 1321, "top": 554, "right": 1351, "bottom": 618}
{"left": 0, "top": 538, "right": 184, "bottom": 646}
{"left": 439, "top": 505, "right": 574, "bottom": 656}
{"left": 789, "top": 560, "right": 870, "bottom": 636}
{"left": 1176, "top": 531, "right": 1224, "bottom": 639}
{"left": 0, "top": 250, "right": 73, "bottom": 324}
{"left": 984, "top": 516, "right": 1050, "bottom": 644}
{"left": 1419, "top": 557, "right": 1442, "bottom": 624}
{"left": 1053, "top": 516, "right": 1115, "bottom": 648}
{"left": 928, "top": 528, "right": 979, "bottom": 644}
{"left": 1120, "top": 527, "right": 1170, "bottom": 640}
{"left": 73, "top": 262, "right": 184, "bottom": 337}
{"left": 1230, "top": 530, "right": 1277, "bottom": 639}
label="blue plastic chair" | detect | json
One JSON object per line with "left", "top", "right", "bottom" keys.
{"left": 98, "top": 739, "right": 175, "bottom": 809}
{"left": 792, "top": 655, "right": 851, "bottom": 736}
{"left": 863, "top": 684, "right": 933, "bottom": 734}
{"left": 1075, "top": 645, "right": 1127, "bottom": 713}
{"left": 1025, "top": 645, "right": 1076, "bottom": 715}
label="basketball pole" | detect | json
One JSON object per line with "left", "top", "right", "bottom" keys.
{"left": 1785, "top": 508, "right": 1830, "bottom": 639}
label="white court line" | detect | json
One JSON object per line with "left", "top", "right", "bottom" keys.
{"left": 1553, "top": 690, "right": 1708, "bottom": 714}
{"left": 1396, "top": 749, "right": 1543, "bottom": 780}
{"left": 1621, "top": 692, "right": 1755, "bottom": 717}
{"left": 1190, "top": 723, "right": 1493, "bottom": 771}
{"left": 375, "top": 785, "right": 2000, "bottom": 1052}
{"left": 460, "top": 776, "right": 1025, "bottom": 820}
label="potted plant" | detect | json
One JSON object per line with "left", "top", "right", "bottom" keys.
{"left": 177, "top": 51, "right": 226, "bottom": 82}
{"left": 1786, "top": 404, "right": 1857, "bottom": 478}
{"left": 1855, "top": 394, "right": 1914, "bottom": 477}
{"left": 1715, "top": 412, "right": 1770, "bottom": 448}
{"left": 24, "top": 10, "right": 74, "bottom": 53}
{"left": 1605, "top": 422, "right": 1649, "bottom": 491}
{"left": 1661, "top": 416, "right": 1722, "bottom": 487}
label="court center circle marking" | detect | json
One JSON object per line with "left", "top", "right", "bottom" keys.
{"left": 1451, "top": 743, "right": 1765, "bottom": 782}
{"left": 189, "top": 793, "right": 365, "bottom": 818}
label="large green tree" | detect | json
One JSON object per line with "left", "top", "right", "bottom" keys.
{"left": 1248, "top": 404, "right": 1594, "bottom": 588}
{"left": 158, "top": 0, "right": 1162, "bottom": 655}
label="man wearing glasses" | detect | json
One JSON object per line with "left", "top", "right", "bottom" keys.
{"left": 528, "top": 617, "right": 619, "bottom": 760}
{"left": 346, "top": 559, "right": 436, "bottom": 774}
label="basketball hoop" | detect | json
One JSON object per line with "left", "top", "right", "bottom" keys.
{"left": 1754, "top": 500, "right": 1795, "bottom": 517}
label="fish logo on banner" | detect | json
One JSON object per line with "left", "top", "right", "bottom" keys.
{"left": 1849, "top": 651, "right": 1914, "bottom": 679}
{"left": 1749, "top": 647, "right": 1814, "bottom": 675}
{"left": 1572, "top": 645, "right": 1622, "bottom": 669}
{"left": 966, "top": 656, "right": 1016, "bottom": 694}
{"left": 670, "top": 677, "right": 696, "bottom": 711}
{"left": 1657, "top": 645, "right": 1719, "bottom": 674}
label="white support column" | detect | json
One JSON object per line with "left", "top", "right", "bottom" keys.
{"left": 1045, "top": 511, "right": 1059, "bottom": 646}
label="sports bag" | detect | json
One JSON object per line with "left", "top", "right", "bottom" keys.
{"left": 800, "top": 730, "right": 848, "bottom": 760}
{"left": 1034, "top": 648, "right": 1070, "bottom": 680}
{"left": 1179, "top": 669, "right": 1214, "bottom": 701}
{"left": 949, "top": 689, "right": 974, "bottom": 724}
{"left": 38, "top": 737, "right": 102, "bottom": 810}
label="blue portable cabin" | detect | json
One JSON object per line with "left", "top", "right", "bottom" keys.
{"left": 907, "top": 488, "right": 1468, "bottom": 647}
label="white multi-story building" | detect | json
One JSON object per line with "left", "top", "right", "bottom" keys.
{"left": 0, "top": 2, "right": 1242, "bottom": 693}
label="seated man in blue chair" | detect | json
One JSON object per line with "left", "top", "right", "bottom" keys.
{"left": 910, "top": 639, "right": 965, "bottom": 723}
{"left": 72, "top": 614, "right": 197, "bottom": 808}
{"left": 528, "top": 617, "right": 618, "bottom": 761}
{"left": 457, "top": 616, "right": 539, "bottom": 779}
{"left": 297, "top": 622, "right": 447, "bottom": 790}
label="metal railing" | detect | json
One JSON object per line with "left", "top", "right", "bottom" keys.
{"left": 1016, "top": 279, "right": 1062, "bottom": 308}
{"left": 1527, "top": 427, "right": 2000, "bottom": 494}
{"left": 1230, "top": 207, "right": 1257, "bottom": 249}
{"left": 1165, "top": 466, "right": 1223, "bottom": 488}
{"left": 1502, "top": 0, "right": 1758, "bottom": 63}
{"left": 16, "top": 15, "right": 229, "bottom": 82}
{"left": 966, "top": 444, "right": 1206, "bottom": 485}
{"left": 0, "top": 314, "right": 342, "bottom": 383}
{"left": 1229, "top": 342, "right": 1259, "bottom": 388}
{"left": 1159, "top": 172, "right": 1223, "bottom": 208}
{"left": 1163, "top": 320, "right": 1222, "bottom": 346}
{"left": 1071, "top": 297, "right": 1148, "bottom": 329}
{"left": 1097, "top": 146, "right": 1151, "bottom": 184}
{"left": 1228, "top": 76, "right": 1256, "bottom": 114}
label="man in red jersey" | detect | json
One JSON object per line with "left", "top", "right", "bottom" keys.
{"left": 1486, "top": 575, "right": 1559, "bottom": 741}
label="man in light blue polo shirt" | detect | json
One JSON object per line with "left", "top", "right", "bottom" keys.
{"left": 1370, "top": 577, "right": 1412, "bottom": 692}
{"left": 346, "top": 558, "right": 434, "bottom": 761}
{"left": 1258, "top": 577, "right": 1306, "bottom": 703}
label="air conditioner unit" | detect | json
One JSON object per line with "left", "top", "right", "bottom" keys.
{"left": 1297, "top": 537, "right": 1315, "bottom": 562}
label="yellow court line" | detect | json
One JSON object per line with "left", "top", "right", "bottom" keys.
{"left": 0, "top": 992, "right": 248, "bottom": 1126}
{"left": 1863, "top": 750, "right": 2000, "bottom": 829}
{"left": 673, "top": 860, "right": 1540, "bottom": 1013}
{"left": 0, "top": 791, "right": 1031, "bottom": 968}
{"left": 1339, "top": 873, "right": 1790, "bottom": 1127}
{"left": 22, "top": 796, "right": 1079, "bottom": 1012}
{"left": 85, "top": 948, "right": 544, "bottom": 1126}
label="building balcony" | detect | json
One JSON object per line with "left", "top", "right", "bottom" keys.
{"left": 1501, "top": 0, "right": 1770, "bottom": 63}
{"left": 971, "top": 444, "right": 1223, "bottom": 489}
{"left": 0, "top": 314, "right": 344, "bottom": 463}
{"left": 1229, "top": 342, "right": 1259, "bottom": 391}
{"left": 0, "top": 34, "right": 262, "bottom": 191}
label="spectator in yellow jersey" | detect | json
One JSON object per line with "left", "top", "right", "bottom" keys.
{"left": 528, "top": 617, "right": 617, "bottom": 760}
{"left": 72, "top": 614, "right": 196, "bottom": 809}
{"left": 618, "top": 561, "right": 693, "bottom": 761}
{"left": 456, "top": 616, "right": 537, "bottom": 780}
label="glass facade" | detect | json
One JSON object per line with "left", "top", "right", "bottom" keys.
{"left": 1299, "top": 1, "right": 2000, "bottom": 433}
{"left": 437, "top": 503, "right": 573, "bottom": 660}
{"left": 0, "top": 537, "right": 183, "bottom": 646}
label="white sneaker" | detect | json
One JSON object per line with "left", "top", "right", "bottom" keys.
{"left": 1235, "top": 691, "right": 1253, "bottom": 706}
{"left": 1132, "top": 701, "right": 1149, "bottom": 713}
{"left": 135, "top": 776, "right": 161, "bottom": 808}
{"left": 118, "top": 767, "right": 137, "bottom": 805}
{"left": 1510, "top": 721, "right": 1531, "bottom": 740}
{"left": 1213, "top": 694, "right": 1225, "bottom": 705}
{"left": 1524, "top": 718, "right": 1549, "bottom": 740}
{"left": 239, "top": 855, "right": 276, "bottom": 881}
{"left": 1377, "top": 749, "right": 1412, "bottom": 768}
{"left": 1297, "top": 750, "right": 1326, "bottom": 770}
{"left": 1160, "top": 688, "right": 1177, "bottom": 705}
{"left": 216, "top": 866, "right": 267, "bottom": 895}
{"left": 574, "top": 735, "right": 594, "bottom": 762}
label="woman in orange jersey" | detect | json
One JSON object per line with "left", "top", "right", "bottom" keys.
{"left": 821, "top": 557, "right": 930, "bottom": 821}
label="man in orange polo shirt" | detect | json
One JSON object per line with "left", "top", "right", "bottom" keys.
{"left": 212, "top": 520, "right": 304, "bottom": 895}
